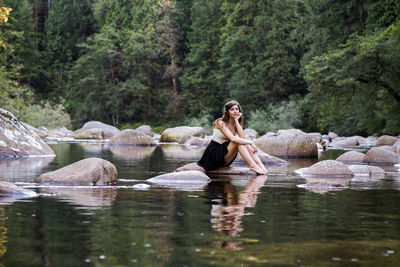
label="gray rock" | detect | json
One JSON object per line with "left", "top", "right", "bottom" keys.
{"left": 35, "top": 158, "right": 118, "bottom": 185}
{"left": 306, "top": 132, "right": 323, "bottom": 143}
{"left": 234, "top": 149, "right": 288, "bottom": 165}
{"left": 362, "top": 147, "right": 400, "bottom": 165}
{"left": 254, "top": 134, "right": 318, "bottom": 158}
{"left": 174, "top": 162, "right": 256, "bottom": 175}
{"left": 109, "top": 129, "right": 155, "bottom": 146}
{"left": 330, "top": 136, "right": 360, "bottom": 147}
{"left": 0, "top": 108, "right": 55, "bottom": 157}
{"left": 328, "top": 132, "right": 338, "bottom": 139}
{"left": 160, "top": 126, "right": 205, "bottom": 142}
{"left": 175, "top": 162, "right": 205, "bottom": 172}
{"left": 37, "top": 126, "right": 49, "bottom": 132}
{"left": 135, "top": 125, "right": 154, "bottom": 137}
{"left": 147, "top": 171, "right": 211, "bottom": 186}
{"left": 74, "top": 121, "right": 120, "bottom": 139}
{"left": 185, "top": 136, "right": 211, "bottom": 146}
{"left": 244, "top": 128, "right": 259, "bottom": 140}
{"left": 348, "top": 165, "right": 385, "bottom": 177}
{"left": 277, "top": 129, "right": 306, "bottom": 135}
{"left": 336, "top": 151, "right": 365, "bottom": 163}
{"left": 390, "top": 139, "right": 400, "bottom": 154}
{"left": 295, "top": 160, "right": 354, "bottom": 177}
{"left": 74, "top": 128, "right": 105, "bottom": 139}
{"left": 0, "top": 181, "right": 36, "bottom": 196}
{"left": 376, "top": 135, "right": 398, "bottom": 146}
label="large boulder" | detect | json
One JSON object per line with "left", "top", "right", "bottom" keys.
{"left": 348, "top": 165, "right": 385, "bottom": 177}
{"left": 147, "top": 171, "right": 211, "bottom": 186}
{"left": 160, "top": 126, "right": 205, "bottom": 142}
{"left": 376, "top": 135, "right": 398, "bottom": 146}
{"left": 390, "top": 139, "right": 400, "bottom": 154}
{"left": 0, "top": 108, "right": 55, "bottom": 157}
{"left": 74, "top": 121, "right": 120, "bottom": 139}
{"left": 362, "top": 147, "right": 400, "bottom": 165}
{"left": 109, "top": 129, "right": 155, "bottom": 146}
{"left": 34, "top": 158, "right": 118, "bottom": 185}
{"left": 135, "top": 125, "right": 154, "bottom": 137}
{"left": 336, "top": 151, "right": 366, "bottom": 163}
{"left": 328, "top": 132, "right": 338, "bottom": 139}
{"left": 0, "top": 181, "right": 36, "bottom": 196}
{"left": 184, "top": 136, "right": 211, "bottom": 146}
{"left": 254, "top": 134, "right": 318, "bottom": 158}
{"left": 306, "top": 132, "right": 323, "bottom": 143}
{"left": 295, "top": 160, "right": 354, "bottom": 177}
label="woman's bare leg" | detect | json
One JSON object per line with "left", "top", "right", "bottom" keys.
{"left": 245, "top": 145, "right": 268, "bottom": 173}
{"left": 236, "top": 144, "right": 265, "bottom": 175}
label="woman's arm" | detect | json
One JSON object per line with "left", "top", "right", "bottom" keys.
{"left": 215, "top": 120, "right": 256, "bottom": 149}
{"left": 234, "top": 113, "right": 245, "bottom": 138}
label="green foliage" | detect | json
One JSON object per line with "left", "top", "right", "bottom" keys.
{"left": 303, "top": 20, "right": 400, "bottom": 135}
{"left": 247, "top": 97, "right": 302, "bottom": 135}
{"left": 23, "top": 101, "right": 72, "bottom": 129}
{"left": 184, "top": 108, "right": 214, "bottom": 135}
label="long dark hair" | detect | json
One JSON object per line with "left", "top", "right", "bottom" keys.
{"left": 214, "top": 100, "right": 244, "bottom": 126}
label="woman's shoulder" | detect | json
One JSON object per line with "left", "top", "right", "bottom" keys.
{"left": 213, "top": 118, "right": 224, "bottom": 129}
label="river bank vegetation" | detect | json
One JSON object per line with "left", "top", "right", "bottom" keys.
{"left": 0, "top": 0, "right": 399, "bottom": 135}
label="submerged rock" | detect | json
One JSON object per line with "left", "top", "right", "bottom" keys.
{"left": 362, "top": 147, "right": 400, "bottom": 165}
{"left": 147, "top": 170, "right": 211, "bottom": 186}
{"left": 295, "top": 160, "right": 354, "bottom": 177}
{"left": 160, "top": 126, "right": 205, "bottom": 142}
{"left": 0, "top": 181, "right": 36, "bottom": 196}
{"left": 336, "top": 151, "right": 365, "bottom": 163}
{"left": 35, "top": 158, "right": 118, "bottom": 185}
{"left": 0, "top": 108, "right": 55, "bottom": 157}
{"left": 109, "top": 129, "right": 155, "bottom": 146}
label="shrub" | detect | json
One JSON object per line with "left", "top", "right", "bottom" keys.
{"left": 184, "top": 108, "right": 214, "bottom": 135}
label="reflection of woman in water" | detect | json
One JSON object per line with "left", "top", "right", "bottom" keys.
{"left": 211, "top": 175, "right": 268, "bottom": 239}
{"left": 197, "top": 100, "right": 267, "bottom": 175}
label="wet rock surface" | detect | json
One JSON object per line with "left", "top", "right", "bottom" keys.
{"left": 336, "top": 151, "right": 366, "bottom": 163}
{"left": 147, "top": 171, "right": 211, "bottom": 186}
{"left": 0, "top": 181, "right": 36, "bottom": 196}
{"left": 296, "top": 160, "right": 354, "bottom": 177}
{"left": 362, "top": 147, "right": 400, "bottom": 165}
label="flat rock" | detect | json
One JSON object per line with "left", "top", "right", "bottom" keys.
{"left": 35, "top": 158, "right": 118, "bottom": 185}
{"left": 348, "top": 165, "right": 385, "bottom": 177}
{"left": 362, "top": 147, "right": 400, "bottom": 165}
{"left": 0, "top": 181, "right": 36, "bottom": 196}
{"left": 109, "top": 129, "right": 155, "bottom": 146}
{"left": 147, "top": 170, "right": 211, "bottom": 186}
{"left": 234, "top": 149, "right": 288, "bottom": 165}
{"left": 336, "top": 151, "right": 365, "bottom": 163}
{"left": 160, "top": 126, "right": 205, "bottom": 142}
{"left": 0, "top": 108, "right": 55, "bottom": 157}
{"left": 174, "top": 162, "right": 257, "bottom": 175}
{"left": 295, "top": 160, "right": 354, "bottom": 177}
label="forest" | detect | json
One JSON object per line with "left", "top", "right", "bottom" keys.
{"left": 0, "top": 0, "right": 399, "bottom": 136}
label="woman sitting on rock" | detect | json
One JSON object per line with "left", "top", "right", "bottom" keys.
{"left": 197, "top": 100, "right": 267, "bottom": 175}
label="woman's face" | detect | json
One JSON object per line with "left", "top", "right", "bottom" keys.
{"left": 228, "top": 105, "right": 240, "bottom": 119}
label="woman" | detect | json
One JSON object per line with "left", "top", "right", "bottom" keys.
{"left": 197, "top": 100, "right": 267, "bottom": 175}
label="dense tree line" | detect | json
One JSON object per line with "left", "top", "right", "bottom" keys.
{"left": 0, "top": 0, "right": 399, "bottom": 135}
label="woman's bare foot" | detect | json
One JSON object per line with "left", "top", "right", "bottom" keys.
{"left": 250, "top": 166, "right": 266, "bottom": 175}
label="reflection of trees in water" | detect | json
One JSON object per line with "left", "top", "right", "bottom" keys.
{"left": 209, "top": 176, "right": 267, "bottom": 239}
{"left": 0, "top": 209, "right": 7, "bottom": 257}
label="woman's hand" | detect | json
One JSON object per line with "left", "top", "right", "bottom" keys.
{"left": 234, "top": 113, "right": 242, "bottom": 122}
{"left": 250, "top": 142, "right": 258, "bottom": 153}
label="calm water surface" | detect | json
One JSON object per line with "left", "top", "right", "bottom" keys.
{"left": 0, "top": 143, "right": 399, "bottom": 266}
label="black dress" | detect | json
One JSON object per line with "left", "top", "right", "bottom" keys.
{"left": 197, "top": 140, "right": 236, "bottom": 170}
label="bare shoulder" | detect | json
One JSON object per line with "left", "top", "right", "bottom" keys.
{"left": 214, "top": 118, "right": 224, "bottom": 129}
